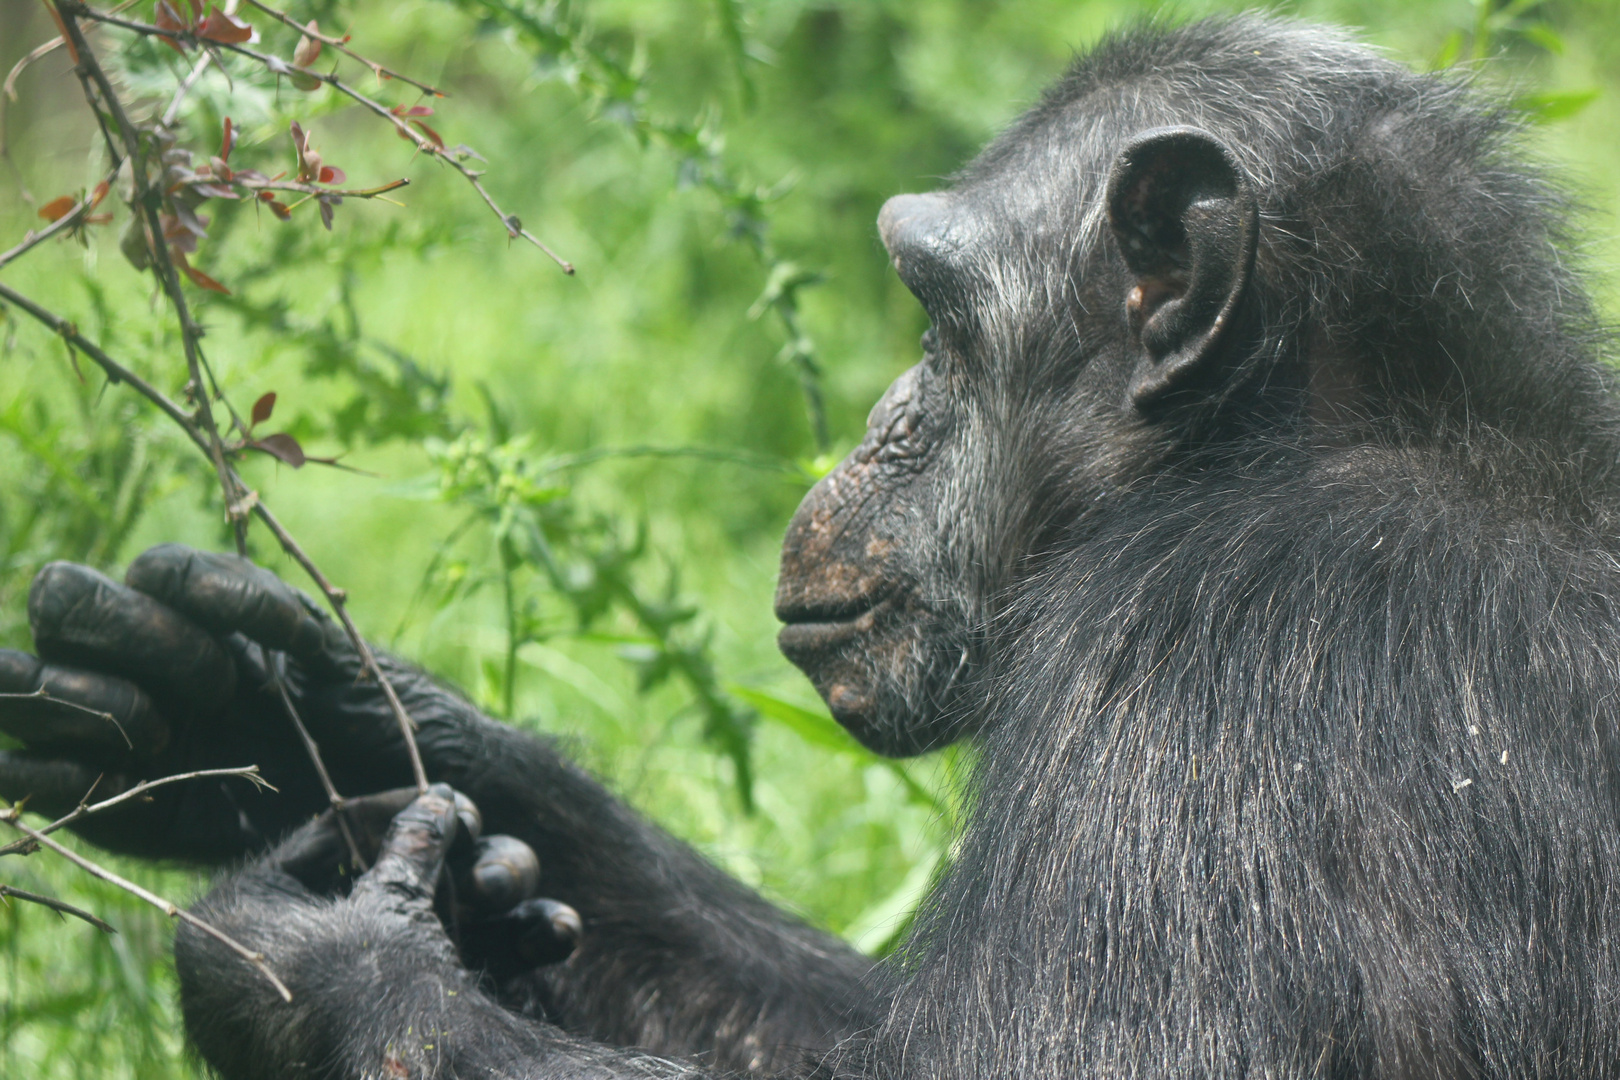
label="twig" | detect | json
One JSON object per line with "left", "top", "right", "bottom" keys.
{"left": 0, "top": 167, "right": 118, "bottom": 273}
{"left": 60, "top": 2, "right": 573, "bottom": 274}
{"left": 53, "top": 4, "right": 429, "bottom": 794}
{"left": 240, "top": 0, "right": 448, "bottom": 99}
{"left": 0, "top": 278, "right": 431, "bottom": 794}
{"left": 0, "top": 883, "right": 115, "bottom": 932}
{"left": 0, "top": 765, "right": 272, "bottom": 858}
{"left": 235, "top": 177, "right": 410, "bottom": 200}
{"left": 0, "top": 0, "right": 138, "bottom": 159}
{"left": 266, "top": 650, "right": 365, "bottom": 868}
{"left": 161, "top": 45, "right": 217, "bottom": 128}
{"left": 0, "top": 808, "right": 292, "bottom": 1001}
{"left": 54, "top": 5, "right": 250, "bottom": 552}
{"left": 247, "top": 505, "right": 431, "bottom": 792}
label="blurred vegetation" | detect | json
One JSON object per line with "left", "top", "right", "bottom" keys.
{"left": 1, "top": 0, "right": 1617, "bottom": 1074}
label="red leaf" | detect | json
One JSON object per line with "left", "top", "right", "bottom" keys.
{"left": 154, "top": 1, "right": 186, "bottom": 31}
{"left": 198, "top": 9, "right": 253, "bottom": 44}
{"left": 411, "top": 120, "right": 444, "bottom": 149}
{"left": 265, "top": 199, "right": 292, "bottom": 221}
{"left": 317, "top": 165, "right": 345, "bottom": 185}
{"left": 90, "top": 180, "right": 110, "bottom": 208}
{"left": 257, "top": 190, "right": 277, "bottom": 202}
{"left": 152, "top": 0, "right": 189, "bottom": 54}
{"left": 221, "top": 117, "right": 235, "bottom": 162}
{"left": 403, "top": 105, "right": 434, "bottom": 118}
{"left": 291, "top": 21, "right": 322, "bottom": 68}
{"left": 173, "top": 249, "right": 231, "bottom": 294}
{"left": 38, "top": 196, "right": 76, "bottom": 222}
{"left": 250, "top": 392, "right": 276, "bottom": 426}
{"left": 253, "top": 433, "right": 306, "bottom": 468}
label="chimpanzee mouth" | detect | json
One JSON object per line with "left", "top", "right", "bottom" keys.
{"left": 775, "top": 592, "right": 897, "bottom": 656}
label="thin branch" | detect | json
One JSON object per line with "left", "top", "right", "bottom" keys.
{"left": 0, "top": 765, "right": 272, "bottom": 858}
{"left": 235, "top": 176, "right": 410, "bottom": 200}
{"left": 60, "top": 2, "right": 573, "bottom": 274}
{"left": 0, "top": 809, "right": 292, "bottom": 1001}
{"left": 247, "top": 503, "right": 431, "bottom": 792}
{"left": 160, "top": 0, "right": 244, "bottom": 125}
{"left": 240, "top": 0, "right": 448, "bottom": 99}
{"left": 0, "top": 689, "right": 128, "bottom": 752}
{"left": 265, "top": 649, "right": 365, "bottom": 868}
{"left": 50, "top": 5, "right": 428, "bottom": 795}
{"left": 0, "top": 883, "right": 115, "bottom": 932}
{"left": 0, "top": 279, "right": 431, "bottom": 794}
{"left": 0, "top": 167, "right": 118, "bottom": 273}
{"left": 0, "top": 278, "right": 201, "bottom": 433}
{"left": 0, "top": 0, "right": 138, "bottom": 159}
{"left": 162, "top": 45, "right": 217, "bottom": 128}
{"left": 54, "top": 5, "right": 249, "bottom": 552}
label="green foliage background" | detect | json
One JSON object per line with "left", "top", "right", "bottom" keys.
{"left": 1, "top": 0, "right": 1617, "bottom": 1074}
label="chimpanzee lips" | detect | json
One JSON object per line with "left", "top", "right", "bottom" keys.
{"left": 775, "top": 592, "right": 892, "bottom": 652}
{"left": 776, "top": 593, "right": 911, "bottom": 734}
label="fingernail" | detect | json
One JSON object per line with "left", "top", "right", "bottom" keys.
{"left": 471, "top": 835, "right": 540, "bottom": 909}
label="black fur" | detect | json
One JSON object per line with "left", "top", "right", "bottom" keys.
{"left": 167, "top": 16, "right": 1620, "bottom": 1078}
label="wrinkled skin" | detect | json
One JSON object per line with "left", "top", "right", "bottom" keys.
{"left": 9, "top": 15, "right": 1620, "bottom": 1079}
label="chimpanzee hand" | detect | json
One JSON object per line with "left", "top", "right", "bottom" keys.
{"left": 176, "top": 786, "right": 585, "bottom": 1080}
{"left": 0, "top": 544, "right": 491, "bottom": 861}
{"left": 256, "top": 786, "right": 581, "bottom": 970}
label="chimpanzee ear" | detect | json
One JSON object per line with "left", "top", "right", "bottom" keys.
{"left": 1106, "top": 126, "right": 1258, "bottom": 408}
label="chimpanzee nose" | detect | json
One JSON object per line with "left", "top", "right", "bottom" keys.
{"left": 879, "top": 193, "right": 981, "bottom": 314}
{"left": 878, "top": 193, "right": 955, "bottom": 265}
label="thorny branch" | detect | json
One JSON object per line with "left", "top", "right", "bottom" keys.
{"left": 240, "top": 0, "right": 449, "bottom": 98}
{"left": 60, "top": 1, "right": 574, "bottom": 273}
{"left": 53, "top": 6, "right": 248, "bottom": 552}
{"left": 0, "top": 808, "right": 293, "bottom": 1002}
{"left": 0, "top": 883, "right": 115, "bottom": 932}
{"left": 0, "top": 765, "right": 271, "bottom": 858}
{"left": 0, "top": 277, "right": 433, "bottom": 794}
{"left": 48, "top": 5, "right": 423, "bottom": 836}
{"left": 0, "top": 167, "right": 116, "bottom": 272}
{"left": 0, "top": 0, "right": 574, "bottom": 990}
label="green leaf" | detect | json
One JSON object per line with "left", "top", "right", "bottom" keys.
{"left": 729, "top": 685, "right": 867, "bottom": 755}
{"left": 1431, "top": 30, "right": 1465, "bottom": 70}
{"left": 1517, "top": 23, "right": 1565, "bottom": 55}
{"left": 1513, "top": 88, "right": 1600, "bottom": 123}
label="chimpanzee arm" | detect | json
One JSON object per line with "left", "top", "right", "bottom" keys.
{"left": 386, "top": 692, "right": 883, "bottom": 1070}
{"left": 178, "top": 787, "right": 749, "bottom": 1080}
{"left": 0, "top": 547, "right": 878, "bottom": 1070}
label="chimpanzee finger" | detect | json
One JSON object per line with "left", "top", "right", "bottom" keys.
{"left": 456, "top": 834, "right": 541, "bottom": 912}
{"left": 0, "top": 649, "right": 170, "bottom": 759}
{"left": 272, "top": 788, "right": 483, "bottom": 901}
{"left": 125, "top": 545, "right": 347, "bottom": 668}
{"left": 351, "top": 784, "right": 463, "bottom": 907}
{"left": 0, "top": 751, "right": 106, "bottom": 818}
{"left": 459, "top": 898, "right": 582, "bottom": 977}
{"left": 27, "top": 563, "right": 235, "bottom": 713}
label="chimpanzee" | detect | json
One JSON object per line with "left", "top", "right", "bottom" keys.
{"left": 4, "top": 13, "right": 1620, "bottom": 1078}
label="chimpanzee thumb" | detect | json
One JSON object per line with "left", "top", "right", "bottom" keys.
{"left": 351, "top": 784, "right": 463, "bottom": 916}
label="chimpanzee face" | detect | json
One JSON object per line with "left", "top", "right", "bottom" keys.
{"left": 776, "top": 113, "right": 1259, "bottom": 757}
